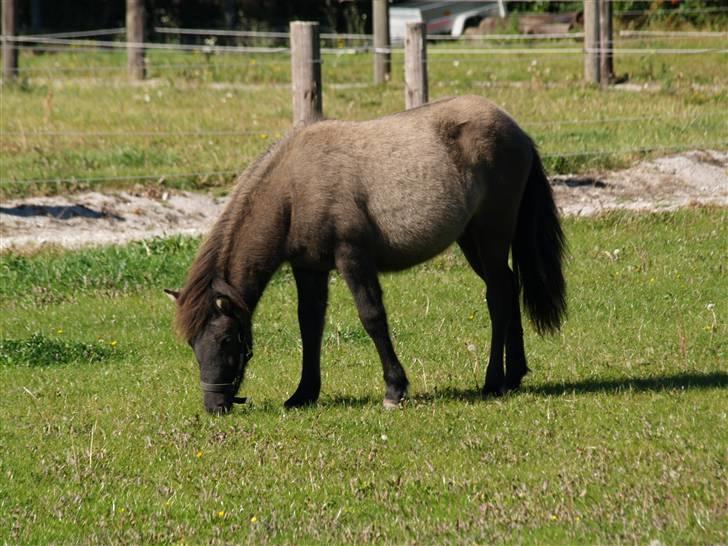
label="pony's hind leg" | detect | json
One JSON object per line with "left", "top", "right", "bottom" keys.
{"left": 504, "top": 286, "right": 529, "bottom": 391}
{"left": 335, "top": 246, "right": 409, "bottom": 408}
{"left": 285, "top": 268, "right": 329, "bottom": 408}
{"left": 459, "top": 229, "right": 524, "bottom": 396}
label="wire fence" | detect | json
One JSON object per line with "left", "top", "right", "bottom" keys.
{"left": 6, "top": 33, "right": 728, "bottom": 56}
{"left": 2, "top": 16, "right": 726, "bottom": 191}
{"left": 3, "top": 140, "right": 726, "bottom": 188}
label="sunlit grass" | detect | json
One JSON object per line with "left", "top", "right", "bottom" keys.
{"left": 1, "top": 208, "right": 726, "bottom": 543}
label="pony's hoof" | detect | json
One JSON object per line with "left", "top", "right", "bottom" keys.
{"left": 504, "top": 367, "right": 529, "bottom": 392}
{"left": 284, "top": 394, "right": 318, "bottom": 409}
{"left": 481, "top": 385, "right": 504, "bottom": 399}
{"left": 383, "top": 397, "right": 403, "bottom": 410}
{"left": 503, "top": 380, "right": 522, "bottom": 393}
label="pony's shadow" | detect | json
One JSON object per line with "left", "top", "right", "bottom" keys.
{"left": 0, "top": 204, "right": 124, "bottom": 221}
{"left": 322, "top": 371, "right": 728, "bottom": 408}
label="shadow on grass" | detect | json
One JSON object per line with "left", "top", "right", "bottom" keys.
{"left": 525, "top": 371, "right": 728, "bottom": 397}
{"left": 321, "top": 371, "right": 728, "bottom": 408}
{"left": 0, "top": 204, "right": 124, "bottom": 221}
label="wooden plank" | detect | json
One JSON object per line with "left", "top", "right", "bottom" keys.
{"left": 599, "top": 0, "right": 613, "bottom": 88}
{"left": 373, "top": 0, "right": 391, "bottom": 84}
{"left": 290, "top": 21, "right": 323, "bottom": 124}
{"left": 2, "top": 0, "right": 18, "bottom": 83}
{"left": 583, "top": 0, "right": 599, "bottom": 84}
{"left": 405, "top": 22, "right": 428, "bottom": 109}
{"left": 127, "top": 0, "right": 146, "bottom": 80}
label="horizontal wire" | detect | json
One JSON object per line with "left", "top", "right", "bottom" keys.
{"left": 0, "top": 170, "right": 240, "bottom": 186}
{"left": 0, "top": 130, "right": 284, "bottom": 138}
{"left": 19, "top": 28, "right": 126, "bottom": 39}
{"left": 619, "top": 30, "right": 728, "bottom": 38}
{"left": 542, "top": 141, "right": 728, "bottom": 158}
{"left": 3, "top": 111, "right": 723, "bottom": 140}
{"left": 428, "top": 32, "right": 584, "bottom": 41}
{"left": 2, "top": 142, "right": 725, "bottom": 186}
{"left": 154, "top": 27, "right": 373, "bottom": 41}
{"left": 5, "top": 35, "right": 290, "bottom": 54}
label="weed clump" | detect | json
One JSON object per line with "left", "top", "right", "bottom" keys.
{"left": 0, "top": 333, "right": 118, "bottom": 367}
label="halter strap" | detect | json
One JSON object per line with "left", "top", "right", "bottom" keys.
{"left": 198, "top": 339, "right": 252, "bottom": 405}
{"left": 200, "top": 381, "right": 236, "bottom": 394}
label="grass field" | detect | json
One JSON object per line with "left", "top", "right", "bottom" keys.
{"left": 1, "top": 207, "right": 726, "bottom": 543}
{"left": 1, "top": 34, "right": 726, "bottom": 198}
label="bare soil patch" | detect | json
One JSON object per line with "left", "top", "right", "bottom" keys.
{"left": 1, "top": 150, "right": 725, "bottom": 252}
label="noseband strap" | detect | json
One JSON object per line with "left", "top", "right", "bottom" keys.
{"left": 200, "top": 380, "right": 247, "bottom": 404}
{"left": 199, "top": 381, "right": 236, "bottom": 394}
{"left": 198, "top": 339, "right": 252, "bottom": 405}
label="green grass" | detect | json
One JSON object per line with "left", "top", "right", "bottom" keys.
{"left": 1, "top": 207, "right": 726, "bottom": 543}
{"left": 1, "top": 35, "right": 726, "bottom": 197}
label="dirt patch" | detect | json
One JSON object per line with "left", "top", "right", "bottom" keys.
{"left": 1, "top": 150, "right": 726, "bottom": 252}
{"left": 551, "top": 149, "right": 727, "bottom": 216}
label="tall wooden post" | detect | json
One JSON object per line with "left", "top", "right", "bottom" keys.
{"left": 290, "top": 21, "right": 322, "bottom": 124}
{"left": 372, "top": 0, "right": 391, "bottom": 84}
{"left": 583, "top": 0, "right": 600, "bottom": 84}
{"left": 2, "top": 0, "right": 18, "bottom": 84}
{"left": 404, "top": 22, "right": 427, "bottom": 109}
{"left": 126, "top": 0, "right": 146, "bottom": 80}
{"left": 599, "top": 0, "right": 613, "bottom": 88}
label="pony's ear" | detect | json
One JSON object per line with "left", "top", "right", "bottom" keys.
{"left": 164, "top": 288, "right": 180, "bottom": 303}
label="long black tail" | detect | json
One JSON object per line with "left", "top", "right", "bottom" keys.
{"left": 512, "top": 145, "right": 567, "bottom": 335}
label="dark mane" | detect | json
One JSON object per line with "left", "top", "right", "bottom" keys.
{"left": 175, "top": 130, "right": 299, "bottom": 341}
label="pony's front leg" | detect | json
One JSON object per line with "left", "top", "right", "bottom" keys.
{"left": 336, "top": 247, "right": 409, "bottom": 408}
{"left": 285, "top": 268, "right": 329, "bottom": 408}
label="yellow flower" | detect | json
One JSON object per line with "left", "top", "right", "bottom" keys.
{"left": 218, "top": 510, "right": 225, "bottom": 518}
{"left": 250, "top": 516, "right": 257, "bottom": 523}
{"left": 196, "top": 451, "right": 203, "bottom": 458}
{"left": 56, "top": 328, "right": 63, "bottom": 335}
{"left": 110, "top": 340, "right": 118, "bottom": 347}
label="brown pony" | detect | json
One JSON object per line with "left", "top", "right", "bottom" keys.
{"left": 166, "top": 95, "right": 566, "bottom": 414}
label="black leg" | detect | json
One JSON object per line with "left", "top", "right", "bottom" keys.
{"left": 481, "top": 265, "right": 512, "bottom": 396}
{"left": 504, "top": 271, "right": 529, "bottom": 391}
{"left": 285, "top": 268, "right": 329, "bottom": 408}
{"left": 458, "top": 232, "right": 512, "bottom": 397}
{"left": 336, "top": 246, "right": 408, "bottom": 408}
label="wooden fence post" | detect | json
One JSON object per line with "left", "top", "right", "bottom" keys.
{"left": 599, "top": 0, "right": 613, "bottom": 88}
{"left": 2, "top": 0, "right": 18, "bottom": 84}
{"left": 290, "top": 21, "right": 322, "bottom": 124}
{"left": 126, "top": 0, "right": 146, "bottom": 80}
{"left": 583, "top": 0, "right": 600, "bottom": 84}
{"left": 404, "top": 22, "right": 427, "bottom": 109}
{"left": 372, "top": 0, "right": 391, "bottom": 84}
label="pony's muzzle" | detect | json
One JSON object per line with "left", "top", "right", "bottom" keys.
{"left": 204, "top": 391, "right": 233, "bottom": 414}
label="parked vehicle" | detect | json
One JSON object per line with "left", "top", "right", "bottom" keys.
{"left": 389, "top": 1, "right": 507, "bottom": 41}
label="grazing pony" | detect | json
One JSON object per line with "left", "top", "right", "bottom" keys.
{"left": 166, "top": 95, "right": 566, "bottom": 414}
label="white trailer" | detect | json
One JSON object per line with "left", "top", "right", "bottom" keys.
{"left": 389, "top": 1, "right": 507, "bottom": 41}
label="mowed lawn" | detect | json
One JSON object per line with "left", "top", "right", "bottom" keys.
{"left": 0, "top": 207, "right": 725, "bottom": 544}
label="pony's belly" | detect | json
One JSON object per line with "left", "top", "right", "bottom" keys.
{"left": 372, "top": 205, "right": 472, "bottom": 271}
{"left": 367, "top": 171, "right": 482, "bottom": 270}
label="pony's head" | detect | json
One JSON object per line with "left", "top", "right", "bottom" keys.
{"left": 166, "top": 278, "right": 252, "bottom": 414}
